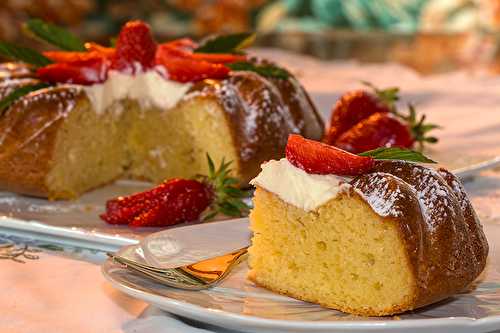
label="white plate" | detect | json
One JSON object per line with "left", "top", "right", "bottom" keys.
{"left": 102, "top": 219, "right": 500, "bottom": 333}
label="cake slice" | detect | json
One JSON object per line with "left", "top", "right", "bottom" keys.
{"left": 248, "top": 135, "right": 488, "bottom": 316}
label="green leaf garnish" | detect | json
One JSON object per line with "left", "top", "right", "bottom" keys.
{"left": 359, "top": 147, "right": 437, "bottom": 164}
{"left": 0, "top": 42, "right": 52, "bottom": 67}
{"left": 0, "top": 83, "right": 50, "bottom": 114}
{"left": 201, "top": 154, "right": 251, "bottom": 220}
{"left": 227, "top": 61, "right": 290, "bottom": 79}
{"left": 194, "top": 32, "right": 255, "bottom": 54}
{"left": 25, "top": 19, "right": 86, "bottom": 51}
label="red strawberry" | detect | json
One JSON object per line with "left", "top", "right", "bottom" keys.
{"left": 37, "top": 57, "right": 109, "bottom": 84}
{"left": 286, "top": 134, "right": 375, "bottom": 176}
{"left": 160, "top": 38, "right": 198, "bottom": 52}
{"left": 129, "top": 179, "right": 212, "bottom": 227}
{"left": 112, "top": 20, "right": 157, "bottom": 73}
{"left": 155, "top": 44, "right": 230, "bottom": 82}
{"left": 101, "top": 181, "right": 174, "bottom": 225}
{"left": 190, "top": 52, "right": 246, "bottom": 64}
{"left": 84, "top": 42, "right": 116, "bottom": 58}
{"left": 43, "top": 50, "right": 112, "bottom": 63}
{"left": 334, "top": 113, "right": 414, "bottom": 153}
{"left": 324, "top": 85, "right": 398, "bottom": 144}
{"left": 100, "top": 156, "right": 249, "bottom": 227}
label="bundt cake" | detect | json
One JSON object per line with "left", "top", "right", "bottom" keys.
{"left": 248, "top": 135, "right": 488, "bottom": 316}
{"left": 0, "top": 21, "right": 323, "bottom": 199}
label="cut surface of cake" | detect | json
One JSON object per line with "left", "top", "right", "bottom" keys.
{"left": 248, "top": 135, "right": 488, "bottom": 316}
{"left": 0, "top": 22, "right": 323, "bottom": 199}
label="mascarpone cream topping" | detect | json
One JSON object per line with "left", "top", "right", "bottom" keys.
{"left": 83, "top": 70, "right": 192, "bottom": 114}
{"left": 250, "top": 158, "right": 351, "bottom": 211}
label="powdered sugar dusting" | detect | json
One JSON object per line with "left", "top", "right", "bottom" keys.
{"left": 352, "top": 172, "right": 411, "bottom": 218}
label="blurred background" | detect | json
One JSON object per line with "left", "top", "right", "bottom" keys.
{"left": 2, "top": 0, "right": 500, "bottom": 74}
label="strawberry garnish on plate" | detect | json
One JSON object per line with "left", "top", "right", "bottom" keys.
{"left": 100, "top": 155, "right": 249, "bottom": 227}
{"left": 286, "top": 134, "right": 436, "bottom": 176}
{"left": 112, "top": 20, "right": 157, "bottom": 73}
{"left": 324, "top": 83, "right": 439, "bottom": 154}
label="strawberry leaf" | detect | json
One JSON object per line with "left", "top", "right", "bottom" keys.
{"left": 362, "top": 81, "right": 399, "bottom": 109}
{"left": 0, "top": 42, "right": 52, "bottom": 67}
{"left": 227, "top": 61, "right": 289, "bottom": 79}
{"left": 25, "top": 19, "right": 86, "bottom": 51}
{"left": 359, "top": 147, "right": 437, "bottom": 163}
{"left": 0, "top": 83, "right": 50, "bottom": 114}
{"left": 194, "top": 32, "right": 255, "bottom": 54}
{"left": 202, "top": 154, "right": 250, "bottom": 220}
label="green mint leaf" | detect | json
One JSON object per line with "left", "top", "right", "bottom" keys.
{"left": 359, "top": 147, "right": 437, "bottom": 164}
{"left": 25, "top": 19, "right": 86, "bottom": 51}
{"left": 194, "top": 32, "right": 255, "bottom": 54}
{"left": 0, "top": 83, "right": 50, "bottom": 114}
{"left": 0, "top": 42, "right": 52, "bottom": 67}
{"left": 227, "top": 61, "right": 290, "bottom": 79}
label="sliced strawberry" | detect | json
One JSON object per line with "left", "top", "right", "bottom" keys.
{"left": 101, "top": 179, "right": 212, "bottom": 227}
{"left": 156, "top": 45, "right": 229, "bottom": 82}
{"left": 160, "top": 38, "right": 198, "bottom": 52}
{"left": 84, "top": 42, "right": 116, "bottom": 57}
{"left": 112, "top": 20, "right": 157, "bottom": 73}
{"left": 127, "top": 179, "right": 212, "bottom": 227}
{"left": 100, "top": 182, "right": 170, "bottom": 225}
{"left": 100, "top": 156, "right": 249, "bottom": 227}
{"left": 43, "top": 50, "right": 110, "bottom": 63}
{"left": 190, "top": 53, "right": 246, "bottom": 64}
{"left": 324, "top": 90, "right": 391, "bottom": 145}
{"left": 286, "top": 134, "right": 375, "bottom": 176}
{"left": 37, "top": 57, "right": 109, "bottom": 84}
{"left": 334, "top": 113, "right": 414, "bottom": 154}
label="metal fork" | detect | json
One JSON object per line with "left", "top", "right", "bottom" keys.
{"left": 107, "top": 246, "right": 248, "bottom": 290}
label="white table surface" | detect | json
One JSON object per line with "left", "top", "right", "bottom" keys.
{"left": 1, "top": 51, "right": 500, "bottom": 333}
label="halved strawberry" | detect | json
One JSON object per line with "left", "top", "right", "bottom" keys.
{"left": 286, "top": 134, "right": 375, "bottom": 176}
{"left": 334, "top": 113, "right": 413, "bottom": 153}
{"left": 159, "top": 38, "right": 198, "bottom": 52}
{"left": 43, "top": 50, "right": 110, "bottom": 63}
{"left": 112, "top": 20, "right": 157, "bottom": 73}
{"left": 156, "top": 44, "right": 230, "bottom": 82}
{"left": 129, "top": 179, "right": 212, "bottom": 227}
{"left": 100, "top": 156, "right": 249, "bottom": 227}
{"left": 84, "top": 42, "right": 116, "bottom": 57}
{"left": 190, "top": 52, "right": 246, "bottom": 64}
{"left": 37, "top": 57, "right": 109, "bottom": 84}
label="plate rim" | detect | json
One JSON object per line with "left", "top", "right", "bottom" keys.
{"left": 101, "top": 257, "right": 500, "bottom": 332}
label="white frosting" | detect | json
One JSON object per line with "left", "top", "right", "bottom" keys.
{"left": 250, "top": 158, "right": 351, "bottom": 211}
{"left": 83, "top": 70, "right": 192, "bottom": 114}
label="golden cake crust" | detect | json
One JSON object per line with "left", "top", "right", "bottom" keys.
{"left": 0, "top": 63, "right": 324, "bottom": 198}
{"left": 0, "top": 85, "right": 86, "bottom": 197}
{"left": 353, "top": 161, "right": 488, "bottom": 309}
